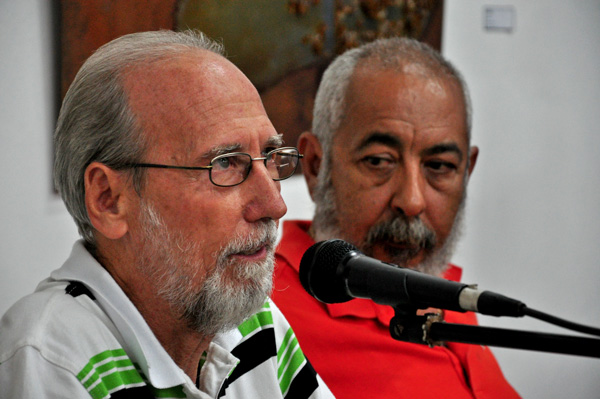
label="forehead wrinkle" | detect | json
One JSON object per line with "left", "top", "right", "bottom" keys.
{"left": 126, "top": 50, "right": 262, "bottom": 131}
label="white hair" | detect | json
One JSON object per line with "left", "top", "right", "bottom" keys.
{"left": 54, "top": 30, "right": 225, "bottom": 251}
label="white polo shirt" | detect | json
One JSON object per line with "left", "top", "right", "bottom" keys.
{"left": 0, "top": 241, "right": 334, "bottom": 399}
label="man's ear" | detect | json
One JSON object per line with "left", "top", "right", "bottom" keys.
{"left": 298, "top": 132, "right": 323, "bottom": 199}
{"left": 84, "top": 162, "right": 131, "bottom": 240}
{"left": 467, "top": 145, "right": 479, "bottom": 178}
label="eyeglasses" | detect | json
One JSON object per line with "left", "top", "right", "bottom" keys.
{"left": 125, "top": 146, "right": 303, "bottom": 187}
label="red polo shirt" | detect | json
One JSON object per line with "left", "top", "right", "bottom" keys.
{"left": 272, "top": 220, "right": 520, "bottom": 399}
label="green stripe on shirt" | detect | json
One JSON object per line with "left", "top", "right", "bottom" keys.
{"left": 77, "top": 349, "right": 145, "bottom": 399}
{"left": 238, "top": 302, "right": 274, "bottom": 337}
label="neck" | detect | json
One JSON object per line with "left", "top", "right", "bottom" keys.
{"left": 134, "top": 295, "right": 213, "bottom": 381}
{"left": 97, "top": 240, "right": 211, "bottom": 382}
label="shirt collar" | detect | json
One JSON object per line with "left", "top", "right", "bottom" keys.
{"left": 277, "top": 220, "right": 463, "bottom": 328}
{"left": 51, "top": 240, "right": 191, "bottom": 389}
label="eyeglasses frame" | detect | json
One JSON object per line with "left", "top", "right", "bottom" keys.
{"left": 124, "top": 146, "right": 303, "bottom": 187}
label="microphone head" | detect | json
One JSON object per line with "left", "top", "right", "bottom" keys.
{"left": 299, "top": 239, "right": 359, "bottom": 303}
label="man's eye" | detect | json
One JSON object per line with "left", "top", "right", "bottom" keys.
{"left": 363, "top": 156, "right": 394, "bottom": 168}
{"left": 214, "top": 155, "right": 241, "bottom": 171}
{"left": 263, "top": 147, "right": 278, "bottom": 155}
{"left": 426, "top": 160, "right": 457, "bottom": 173}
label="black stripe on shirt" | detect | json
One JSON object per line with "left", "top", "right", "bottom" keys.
{"left": 218, "top": 327, "right": 277, "bottom": 397}
{"left": 285, "top": 358, "right": 319, "bottom": 399}
{"left": 65, "top": 281, "right": 96, "bottom": 300}
{"left": 110, "top": 385, "right": 155, "bottom": 398}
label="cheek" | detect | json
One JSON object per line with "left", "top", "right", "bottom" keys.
{"left": 160, "top": 189, "right": 243, "bottom": 248}
{"left": 425, "top": 188, "right": 464, "bottom": 240}
{"left": 332, "top": 178, "right": 389, "bottom": 239}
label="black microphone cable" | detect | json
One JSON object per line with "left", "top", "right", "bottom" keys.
{"left": 522, "top": 307, "right": 600, "bottom": 337}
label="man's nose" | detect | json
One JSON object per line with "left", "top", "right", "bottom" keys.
{"left": 391, "top": 163, "right": 426, "bottom": 218}
{"left": 242, "top": 161, "right": 287, "bottom": 223}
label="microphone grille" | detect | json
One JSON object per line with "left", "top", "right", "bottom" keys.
{"left": 299, "top": 239, "right": 358, "bottom": 303}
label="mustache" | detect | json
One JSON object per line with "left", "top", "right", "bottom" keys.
{"left": 218, "top": 219, "right": 278, "bottom": 259}
{"left": 363, "top": 216, "right": 436, "bottom": 253}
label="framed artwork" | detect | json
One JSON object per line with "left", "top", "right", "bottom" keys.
{"left": 57, "top": 0, "right": 444, "bottom": 147}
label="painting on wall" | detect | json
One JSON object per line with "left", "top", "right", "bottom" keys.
{"left": 58, "top": 0, "right": 444, "bottom": 147}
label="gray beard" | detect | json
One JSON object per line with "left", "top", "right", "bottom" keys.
{"left": 137, "top": 200, "right": 277, "bottom": 336}
{"left": 312, "top": 162, "right": 466, "bottom": 277}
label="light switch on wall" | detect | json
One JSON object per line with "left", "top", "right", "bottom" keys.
{"left": 484, "top": 5, "right": 516, "bottom": 33}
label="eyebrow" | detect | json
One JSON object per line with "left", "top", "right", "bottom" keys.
{"left": 422, "top": 143, "right": 463, "bottom": 162}
{"left": 202, "top": 143, "right": 243, "bottom": 160}
{"left": 199, "top": 134, "right": 285, "bottom": 161}
{"left": 356, "top": 132, "right": 403, "bottom": 151}
{"left": 266, "top": 133, "right": 284, "bottom": 148}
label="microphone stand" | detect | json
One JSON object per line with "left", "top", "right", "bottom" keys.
{"left": 389, "top": 305, "right": 600, "bottom": 358}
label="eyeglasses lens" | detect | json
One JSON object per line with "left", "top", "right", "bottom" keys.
{"left": 269, "top": 149, "right": 298, "bottom": 180}
{"left": 209, "top": 149, "right": 299, "bottom": 187}
{"left": 210, "top": 154, "right": 251, "bottom": 187}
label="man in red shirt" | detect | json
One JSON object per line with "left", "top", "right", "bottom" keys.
{"left": 272, "top": 37, "right": 520, "bottom": 398}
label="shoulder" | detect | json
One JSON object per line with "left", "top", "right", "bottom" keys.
{"left": 0, "top": 280, "right": 125, "bottom": 381}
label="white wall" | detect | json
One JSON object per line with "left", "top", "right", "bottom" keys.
{"left": 284, "top": 2, "right": 600, "bottom": 397}
{"left": 2, "top": 1, "right": 599, "bottom": 397}
{"left": 440, "top": 1, "right": 600, "bottom": 398}
{"left": 0, "top": 0, "right": 79, "bottom": 315}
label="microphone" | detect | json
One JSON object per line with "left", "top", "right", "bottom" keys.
{"left": 299, "top": 239, "right": 526, "bottom": 317}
